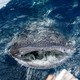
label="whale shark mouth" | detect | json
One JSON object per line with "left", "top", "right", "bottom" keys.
{"left": 15, "top": 46, "right": 75, "bottom": 61}
{"left": 8, "top": 18, "right": 76, "bottom": 69}
{"left": 9, "top": 44, "right": 76, "bottom": 69}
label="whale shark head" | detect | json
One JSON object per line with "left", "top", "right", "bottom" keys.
{"left": 8, "top": 18, "right": 76, "bottom": 69}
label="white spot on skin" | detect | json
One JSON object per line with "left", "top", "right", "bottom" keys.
{"left": 0, "top": 0, "right": 11, "bottom": 9}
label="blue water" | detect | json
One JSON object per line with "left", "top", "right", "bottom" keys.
{"left": 0, "top": 0, "right": 80, "bottom": 80}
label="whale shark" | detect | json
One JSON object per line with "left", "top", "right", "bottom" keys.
{"left": 8, "top": 18, "right": 76, "bottom": 69}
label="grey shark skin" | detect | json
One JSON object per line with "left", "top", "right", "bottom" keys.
{"left": 8, "top": 19, "right": 76, "bottom": 69}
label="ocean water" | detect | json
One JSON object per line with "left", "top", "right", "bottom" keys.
{"left": 0, "top": 0, "right": 80, "bottom": 80}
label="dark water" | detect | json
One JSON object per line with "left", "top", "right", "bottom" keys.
{"left": 0, "top": 0, "right": 80, "bottom": 80}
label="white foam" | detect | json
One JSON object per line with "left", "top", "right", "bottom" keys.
{"left": 44, "top": 9, "right": 52, "bottom": 17}
{"left": 72, "top": 0, "right": 79, "bottom": 8}
{"left": 0, "top": 0, "right": 11, "bottom": 9}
